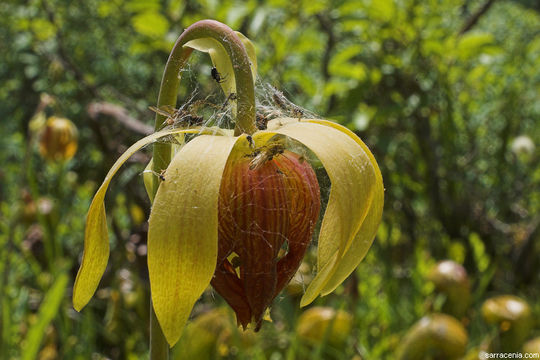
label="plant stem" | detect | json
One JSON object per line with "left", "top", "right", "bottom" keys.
{"left": 150, "top": 303, "right": 169, "bottom": 360}
{"left": 153, "top": 19, "right": 257, "bottom": 139}
{"left": 149, "top": 19, "right": 256, "bottom": 358}
{"left": 151, "top": 46, "right": 193, "bottom": 199}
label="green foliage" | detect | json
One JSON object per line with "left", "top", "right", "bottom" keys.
{"left": 0, "top": 0, "right": 539, "bottom": 358}
{"left": 22, "top": 273, "right": 69, "bottom": 360}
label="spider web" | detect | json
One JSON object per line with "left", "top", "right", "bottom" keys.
{"left": 140, "top": 58, "right": 331, "bottom": 316}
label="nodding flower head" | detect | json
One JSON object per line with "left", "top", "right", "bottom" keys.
{"left": 72, "top": 20, "right": 384, "bottom": 346}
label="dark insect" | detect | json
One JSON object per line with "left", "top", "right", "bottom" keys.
{"left": 291, "top": 107, "right": 304, "bottom": 120}
{"left": 184, "top": 115, "right": 204, "bottom": 126}
{"left": 246, "top": 135, "right": 255, "bottom": 148}
{"left": 256, "top": 113, "right": 268, "bottom": 130}
{"left": 211, "top": 66, "right": 226, "bottom": 84}
{"left": 272, "top": 89, "right": 304, "bottom": 120}
{"left": 143, "top": 169, "right": 166, "bottom": 182}
{"left": 157, "top": 170, "right": 166, "bottom": 181}
{"left": 272, "top": 91, "right": 289, "bottom": 111}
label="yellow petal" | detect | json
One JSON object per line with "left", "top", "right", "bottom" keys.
{"left": 268, "top": 119, "right": 377, "bottom": 306}
{"left": 184, "top": 31, "right": 257, "bottom": 99}
{"left": 307, "top": 120, "right": 384, "bottom": 296}
{"left": 148, "top": 134, "right": 239, "bottom": 346}
{"left": 73, "top": 128, "right": 202, "bottom": 311}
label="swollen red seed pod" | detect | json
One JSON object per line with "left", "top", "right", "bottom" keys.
{"left": 213, "top": 149, "right": 320, "bottom": 329}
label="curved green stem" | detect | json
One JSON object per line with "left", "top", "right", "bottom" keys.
{"left": 149, "top": 20, "right": 256, "bottom": 358}
{"left": 154, "top": 19, "right": 257, "bottom": 138}
{"left": 151, "top": 46, "right": 192, "bottom": 198}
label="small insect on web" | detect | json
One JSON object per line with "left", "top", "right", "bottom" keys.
{"left": 149, "top": 105, "right": 204, "bottom": 129}
{"left": 255, "top": 113, "right": 269, "bottom": 130}
{"left": 271, "top": 88, "right": 304, "bottom": 121}
{"left": 247, "top": 142, "right": 287, "bottom": 170}
{"left": 271, "top": 90, "right": 288, "bottom": 111}
{"left": 254, "top": 82, "right": 317, "bottom": 127}
{"left": 142, "top": 169, "right": 167, "bottom": 181}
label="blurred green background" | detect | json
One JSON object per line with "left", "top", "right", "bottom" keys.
{"left": 1, "top": 0, "right": 539, "bottom": 359}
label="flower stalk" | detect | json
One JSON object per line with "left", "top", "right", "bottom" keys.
{"left": 149, "top": 20, "right": 257, "bottom": 358}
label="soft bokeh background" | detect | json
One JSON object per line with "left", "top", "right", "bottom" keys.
{"left": 1, "top": 0, "right": 539, "bottom": 359}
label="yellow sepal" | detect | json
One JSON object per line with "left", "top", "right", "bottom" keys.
{"left": 268, "top": 119, "right": 379, "bottom": 306}
{"left": 148, "top": 134, "right": 239, "bottom": 346}
{"left": 308, "top": 120, "right": 384, "bottom": 296}
{"left": 73, "top": 128, "right": 203, "bottom": 312}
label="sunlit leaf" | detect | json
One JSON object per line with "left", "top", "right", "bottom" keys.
{"left": 367, "top": 0, "right": 396, "bottom": 22}
{"left": 131, "top": 11, "right": 169, "bottom": 38}
{"left": 30, "top": 19, "right": 56, "bottom": 41}
{"left": 126, "top": 0, "right": 160, "bottom": 12}
{"left": 457, "top": 32, "right": 495, "bottom": 60}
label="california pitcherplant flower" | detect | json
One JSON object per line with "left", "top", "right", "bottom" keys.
{"left": 73, "top": 20, "right": 384, "bottom": 348}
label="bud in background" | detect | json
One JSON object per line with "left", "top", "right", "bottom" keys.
{"left": 296, "top": 306, "right": 353, "bottom": 347}
{"left": 428, "top": 260, "right": 471, "bottom": 318}
{"left": 172, "top": 308, "right": 257, "bottom": 360}
{"left": 48, "top": 58, "right": 65, "bottom": 83}
{"left": 285, "top": 261, "right": 313, "bottom": 297}
{"left": 523, "top": 337, "right": 540, "bottom": 353}
{"left": 39, "top": 116, "right": 78, "bottom": 162}
{"left": 397, "top": 313, "right": 468, "bottom": 360}
{"left": 481, "top": 295, "right": 532, "bottom": 351}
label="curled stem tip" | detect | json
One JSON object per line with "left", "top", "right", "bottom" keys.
{"left": 155, "top": 20, "right": 257, "bottom": 138}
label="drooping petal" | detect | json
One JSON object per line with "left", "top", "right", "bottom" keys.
{"left": 267, "top": 119, "right": 377, "bottom": 306}
{"left": 73, "top": 128, "right": 202, "bottom": 312}
{"left": 306, "top": 120, "right": 384, "bottom": 296}
{"left": 148, "top": 134, "right": 238, "bottom": 346}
